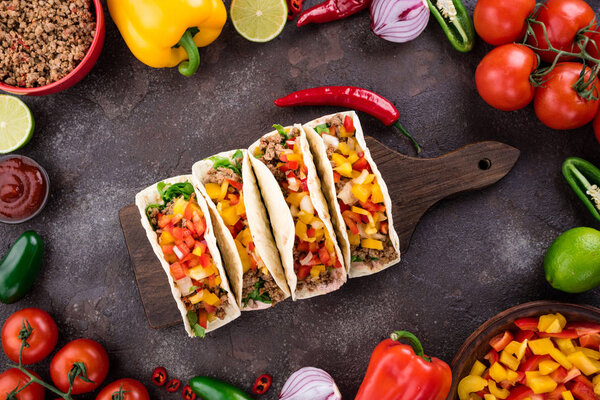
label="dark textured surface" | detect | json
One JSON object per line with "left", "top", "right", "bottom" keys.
{"left": 1, "top": 0, "right": 600, "bottom": 398}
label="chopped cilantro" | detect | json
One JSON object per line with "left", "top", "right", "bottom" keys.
{"left": 351, "top": 255, "right": 364, "bottom": 262}
{"left": 314, "top": 124, "right": 330, "bottom": 135}
{"left": 242, "top": 279, "right": 273, "bottom": 308}
{"left": 187, "top": 310, "right": 206, "bottom": 338}
{"left": 189, "top": 285, "right": 200, "bottom": 293}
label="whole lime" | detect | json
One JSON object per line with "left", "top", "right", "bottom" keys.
{"left": 545, "top": 227, "right": 600, "bottom": 293}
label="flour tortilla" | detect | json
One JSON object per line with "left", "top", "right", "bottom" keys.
{"left": 135, "top": 175, "right": 241, "bottom": 337}
{"left": 192, "top": 150, "right": 291, "bottom": 310}
{"left": 303, "top": 111, "right": 401, "bottom": 278}
{"left": 248, "top": 125, "right": 346, "bottom": 300}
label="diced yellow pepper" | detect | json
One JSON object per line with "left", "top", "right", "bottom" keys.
{"left": 339, "top": 126, "right": 352, "bottom": 138}
{"left": 365, "top": 223, "right": 378, "bottom": 236}
{"left": 335, "top": 162, "right": 354, "bottom": 178}
{"left": 556, "top": 313, "right": 567, "bottom": 328}
{"left": 219, "top": 204, "right": 240, "bottom": 227}
{"left": 506, "top": 369, "right": 519, "bottom": 382}
{"left": 295, "top": 220, "right": 315, "bottom": 243}
{"left": 505, "top": 340, "right": 528, "bottom": 361}
{"left": 470, "top": 360, "right": 486, "bottom": 377}
{"left": 298, "top": 210, "right": 315, "bottom": 225}
{"left": 361, "top": 238, "right": 383, "bottom": 250}
{"left": 188, "top": 291, "right": 204, "bottom": 305}
{"left": 500, "top": 350, "right": 520, "bottom": 371}
{"left": 363, "top": 174, "right": 376, "bottom": 184}
{"left": 458, "top": 376, "right": 487, "bottom": 400}
{"left": 596, "top": 383, "right": 600, "bottom": 396}
{"left": 192, "top": 245, "right": 204, "bottom": 257}
{"left": 371, "top": 182, "right": 384, "bottom": 203}
{"left": 549, "top": 348, "right": 573, "bottom": 369}
{"left": 338, "top": 142, "right": 350, "bottom": 155}
{"left": 189, "top": 264, "right": 216, "bottom": 281}
{"left": 172, "top": 197, "right": 189, "bottom": 216}
{"left": 556, "top": 339, "right": 577, "bottom": 355}
{"left": 351, "top": 170, "right": 361, "bottom": 179}
{"left": 213, "top": 276, "right": 222, "bottom": 286}
{"left": 529, "top": 338, "right": 556, "bottom": 355}
{"left": 347, "top": 152, "right": 359, "bottom": 164}
{"left": 235, "top": 196, "right": 246, "bottom": 216}
{"left": 201, "top": 290, "right": 221, "bottom": 306}
{"left": 351, "top": 184, "right": 372, "bottom": 203}
{"left": 488, "top": 380, "right": 509, "bottom": 399}
{"left": 562, "top": 391, "right": 575, "bottom": 400}
{"left": 348, "top": 231, "right": 360, "bottom": 246}
{"left": 526, "top": 371, "right": 557, "bottom": 394}
{"left": 484, "top": 395, "right": 498, "bottom": 400}
{"left": 287, "top": 153, "right": 302, "bottom": 162}
{"left": 324, "top": 237, "right": 335, "bottom": 253}
{"left": 566, "top": 351, "right": 600, "bottom": 375}
{"left": 576, "top": 347, "right": 600, "bottom": 360}
{"left": 205, "top": 183, "right": 223, "bottom": 199}
{"left": 236, "top": 228, "right": 252, "bottom": 247}
{"left": 593, "top": 374, "right": 600, "bottom": 386}
{"left": 234, "top": 239, "right": 251, "bottom": 273}
{"left": 219, "top": 181, "right": 229, "bottom": 201}
{"left": 310, "top": 264, "right": 326, "bottom": 278}
{"left": 287, "top": 192, "right": 306, "bottom": 207}
{"left": 352, "top": 206, "right": 374, "bottom": 223}
{"left": 539, "top": 360, "right": 560, "bottom": 375}
{"left": 489, "top": 362, "right": 507, "bottom": 382}
{"left": 160, "top": 230, "right": 175, "bottom": 245}
{"left": 331, "top": 153, "right": 348, "bottom": 166}
{"left": 314, "top": 228, "right": 324, "bottom": 241}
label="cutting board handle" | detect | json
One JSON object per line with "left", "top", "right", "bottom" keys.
{"left": 365, "top": 138, "right": 521, "bottom": 253}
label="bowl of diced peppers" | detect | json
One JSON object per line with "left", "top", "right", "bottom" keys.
{"left": 451, "top": 301, "right": 600, "bottom": 400}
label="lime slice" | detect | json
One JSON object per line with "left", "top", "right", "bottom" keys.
{"left": 230, "top": 0, "right": 288, "bottom": 43}
{"left": 0, "top": 95, "right": 34, "bottom": 154}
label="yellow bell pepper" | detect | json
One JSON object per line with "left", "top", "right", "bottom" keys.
{"left": 505, "top": 340, "right": 528, "bottom": 361}
{"left": 458, "top": 375, "right": 487, "bottom": 400}
{"left": 538, "top": 360, "right": 560, "bottom": 375}
{"left": 107, "top": 0, "right": 227, "bottom": 76}
{"left": 189, "top": 264, "right": 216, "bottom": 281}
{"left": 335, "top": 162, "right": 354, "bottom": 178}
{"left": 489, "top": 362, "right": 507, "bottom": 382}
{"left": 338, "top": 142, "right": 351, "bottom": 155}
{"left": 529, "top": 338, "right": 555, "bottom": 355}
{"left": 310, "top": 264, "right": 326, "bottom": 278}
{"left": 219, "top": 204, "right": 240, "bottom": 227}
{"left": 172, "top": 197, "right": 189, "bottom": 216}
{"left": 470, "top": 360, "right": 486, "bottom": 377}
{"left": 556, "top": 338, "right": 576, "bottom": 355}
{"left": 371, "top": 182, "right": 385, "bottom": 203}
{"left": 348, "top": 231, "right": 360, "bottom": 246}
{"left": 566, "top": 351, "right": 600, "bottom": 375}
{"left": 205, "top": 183, "right": 222, "bottom": 199}
{"left": 549, "top": 348, "right": 572, "bottom": 369}
{"left": 488, "top": 380, "right": 509, "bottom": 399}
{"left": 234, "top": 239, "right": 251, "bottom": 273}
{"left": 562, "top": 391, "right": 575, "bottom": 400}
{"left": 525, "top": 371, "right": 557, "bottom": 394}
{"left": 500, "top": 350, "right": 520, "bottom": 371}
{"left": 361, "top": 238, "right": 383, "bottom": 250}
{"left": 575, "top": 346, "right": 600, "bottom": 360}
{"left": 484, "top": 395, "right": 498, "bottom": 400}
{"left": 160, "top": 230, "right": 175, "bottom": 245}
{"left": 352, "top": 184, "right": 372, "bottom": 203}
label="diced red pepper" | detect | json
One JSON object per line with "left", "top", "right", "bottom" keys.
{"left": 280, "top": 153, "right": 288, "bottom": 162}
{"left": 308, "top": 242, "right": 319, "bottom": 253}
{"left": 567, "top": 322, "right": 600, "bottom": 336}
{"left": 574, "top": 374, "right": 594, "bottom": 389}
{"left": 307, "top": 228, "right": 315, "bottom": 238}
{"left": 519, "top": 355, "right": 552, "bottom": 372}
{"left": 184, "top": 235, "right": 195, "bottom": 249}
{"left": 515, "top": 318, "right": 539, "bottom": 331}
{"left": 380, "top": 221, "right": 389, "bottom": 234}
{"left": 172, "top": 227, "right": 185, "bottom": 241}
{"left": 579, "top": 334, "right": 600, "bottom": 349}
{"left": 551, "top": 367, "right": 581, "bottom": 384}
{"left": 333, "top": 172, "right": 341, "bottom": 183}
{"left": 194, "top": 218, "right": 206, "bottom": 237}
{"left": 506, "top": 386, "right": 535, "bottom": 400}
{"left": 287, "top": 160, "right": 299, "bottom": 170}
{"left": 538, "top": 329, "right": 578, "bottom": 339}
{"left": 286, "top": 139, "right": 296, "bottom": 148}
{"left": 360, "top": 215, "right": 369, "bottom": 224}
{"left": 335, "top": 259, "right": 342, "bottom": 269}
{"left": 338, "top": 200, "right": 349, "bottom": 213}
{"left": 570, "top": 381, "right": 598, "bottom": 400}
{"left": 301, "top": 163, "right": 308, "bottom": 175}
{"left": 152, "top": 367, "right": 167, "bottom": 386}
{"left": 198, "top": 310, "right": 208, "bottom": 329}
{"left": 228, "top": 193, "right": 240, "bottom": 206}
{"left": 199, "top": 253, "right": 211, "bottom": 268}
{"left": 344, "top": 115, "right": 355, "bottom": 133}
{"left": 318, "top": 246, "right": 331, "bottom": 265}
{"left": 170, "top": 262, "right": 186, "bottom": 280}
{"left": 515, "top": 329, "right": 536, "bottom": 343}
{"left": 186, "top": 221, "right": 196, "bottom": 234}
{"left": 278, "top": 163, "right": 290, "bottom": 172}
{"left": 301, "top": 178, "right": 309, "bottom": 192}
{"left": 188, "top": 256, "right": 200, "bottom": 268}
{"left": 233, "top": 220, "right": 245, "bottom": 235}
{"left": 484, "top": 349, "right": 499, "bottom": 365}
{"left": 252, "top": 374, "right": 273, "bottom": 395}
{"left": 158, "top": 215, "right": 172, "bottom": 228}
{"left": 357, "top": 151, "right": 365, "bottom": 158}
{"left": 329, "top": 126, "right": 336, "bottom": 136}
{"left": 226, "top": 179, "right": 243, "bottom": 191}
{"left": 352, "top": 157, "right": 370, "bottom": 171}
{"left": 171, "top": 214, "right": 183, "bottom": 226}
{"left": 176, "top": 243, "right": 191, "bottom": 259}
{"left": 204, "top": 303, "right": 216, "bottom": 314}
{"left": 297, "top": 241, "right": 309, "bottom": 252}
{"left": 359, "top": 200, "right": 386, "bottom": 213}
{"left": 546, "top": 384, "right": 567, "bottom": 400}
{"left": 248, "top": 241, "right": 255, "bottom": 251}
{"left": 342, "top": 211, "right": 361, "bottom": 235}
{"left": 490, "top": 331, "right": 514, "bottom": 352}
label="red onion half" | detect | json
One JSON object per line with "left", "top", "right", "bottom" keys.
{"left": 279, "top": 367, "right": 341, "bottom": 400}
{"left": 370, "top": 0, "right": 430, "bottom": 43}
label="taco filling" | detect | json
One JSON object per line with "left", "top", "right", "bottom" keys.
{"left": 146, "top": 181, "right": 229, "bottom": 337}
{"left": 313, "top": 114, "right": 397, "bottom": 269}
{"left": 254, "top": 125, "right": 343, "bottom": 292}
{"left": 202, "top": 151, "right": 286, "bottom": 308}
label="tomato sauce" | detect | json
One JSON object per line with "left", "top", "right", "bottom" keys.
{"left": 0, "top": 156, "right": 48, "bottom": 222}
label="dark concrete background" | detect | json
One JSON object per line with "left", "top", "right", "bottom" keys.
{"left": 1, "top": 0, "right": 600, "bottom": 398}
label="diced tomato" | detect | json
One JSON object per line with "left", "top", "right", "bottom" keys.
{"left": 249, "top": 255, "right": 258, "bottom": 271}
{"left": 301, "top": 179, "right": 309, "bottom": 192}
{"left": 570, "top": 381, "right": 597, "bottom": 400}
{"left": 520, "top": 355, "right": 552, "bottom": 372}
{"left": 186, "top": 221, "right": 196, "bottom": 234}
{"left": 248, "top": 241, "right": 255, "bottom": 251}
{"left": 287, "top": 160, "right": 299, "bottom": 170}
{"left": 158, "top": 215, "right": 172, "bottom": 228}
{"left": 515, "top": 318, "right": 539, "bottom": 331}
{"left": 171, "top": 214, "right": 183, "bottom": 226}
{"left": 490, "top": 331, "right": 514, "bottom": 352}
{"left": 278, "top": 163, "right": 290, "bottom": 172}
{"left": 185, "top": 235, "right": 195, "bottom": 249}
{"left": 307, "top": 228, "right": 315, "bottom": 238}
{"left": 318, "top": 247, "right": 331, "bottom": 265}
{"left": 579, "top": 333, "right": 600, "bottom": 349}
{"left": 188, "top": 256, "right": 200, "bottom": 268}
{"left": 329, "top": 126, "right": 336, "bottom": 136}
{"left": 301, "top": 163, "right": 308, "bottom": 175}
{"left": 360, "top": 200, "right": 386, "bottom": 213}
{"left": 335, "top": 259, "right": 342, "bottom": 269}
{"left": 162, "top": 244, "right": 174, "bottom": 255}
{"left": 343, "top": 115, "right": 355, "bottom": 133}
{"left": 228, "top": 193, "right": 240, "bottom": 206}
{"left": 172, "top": 227, "right": 185, "bottom": 241}
{"left": 280, "top": 153, "right": 288, "bottom": 162}
{"left": 194, "top": 218, "right": 206, "bottom": 237}
{"left": 567, "top": 322, "right": 600, "bottom": 336}
{"left": 515, "top": 329, "right": 536, "bottom": 343}
{"left": 184, "top": 202, "right": 193, "bottom": 220}
{"left": 286, "top": 139, "right": 296, "bottom": 148}
{"left": 286, "top": 171, "right": 298, "bottom": 180}
{"left": 297, "top": 241, "right": 309, "bottom": 252}
{"left": 538, "top": 329, "right": 578, "bottom": 339}
{"left": 175, "top": 243, "right": 191, "bottom": 258}
{"left": 506, "top": 386, "right": 534, "bottom": 400}
{"left": 546, "top": 385, "right": 567, "bottom": 400}
{"left": 199, "top": 253, "right": 211, "bottom": 268}
{"left": 197, "top": 310, "right": 208, "bottom": 329}
{"left": 574, "top": 375, "right": 594, "bottom": 389}
{"left": 342, "top": 210, "right": 362, "bottom": 224}
{"left": 352, "top": 157, "right": 370, "bottom": 171}
{"left": 296, "top": 265, "right": 311, "bottom": 280}
{"left": 484, "top": 349, "right": 499, "bottom": 365}
{"left": 360, "top": 215, "right": 369, "bottom": 224}
{"left": 338, "top": 200, "right": 349, "bottom": 213}
{"left": 169, "top": 262, "right": 186, "bottom": 280}
{"left": 233, "top": 220, "right": 245, "bottom": 235}
{"left": 204, "top": 304, "right": 216, "bottom": 314}
{"left": 194, "top": 241, "right": 207, "bottom": 254}
{"left": 308, "top": 242, "right": 319, "bottom": 253}
{"left": 226, "top": 179, "right": 243, "bottom": 191}
{"left": 380, "top": 221, "right": 389, "bottom": 234}
{"left": 333, "top": 172, "right": 341, "bottom": 183}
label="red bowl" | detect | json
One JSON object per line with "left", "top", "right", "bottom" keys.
{"left": 0, "top": 0, "right": 105, "bottom": 96}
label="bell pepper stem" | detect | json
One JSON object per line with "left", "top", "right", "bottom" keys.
{"left": 177, "top": 29, "right": 200, "bottom": 77}
{"left": 393, "top": 121, "right": 422, "bottom": 154}
{"left": 391, "top": 330, "right": 432, "bottom": 362}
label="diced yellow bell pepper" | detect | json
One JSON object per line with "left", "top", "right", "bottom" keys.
{"left": 295, "top": 220, "right": 315, "bottom": 243}
{"left": 576, "top": 347, "right": 600, "bottom": 360}
{"left": 331, "top": 153, "right": 348, "bottom": 166}
{"left": 324, "top": 237, "right": 335, "bottom": 253}
{"left": 348, "top": 231, "right": 360, "bottom": 246}
{"left": 458, "top": 376, "right": 487, "bottom": 400}
{"left": 235, "top": 195, "right": 246, "bottom": 216}
{"left": 160, "top": 230, "right": 175, "bottom": 245}
{"left": 236, "top": 228, "right": 252, "bottom": 248}
{"left": 549, "top": 348, "right": 573, "bottom": 369}
{"left": 189, "top": 264, "right": 216, "bottom": 281}
{"left": 310, "top": 264, "right": 326, "bottom": 278}
{"left": 505, "top": 340, "right": 528, "bottom": 361}
{"left": 556, "top": 313, "right": 567, "bottom": 328}
{"left": 287, "top": 153, "right": 302, "bottom": 162}
{"left": 371, "top": 182, "right": 384, "bottom": 203}
{"left": 538, "top": 313, "right": 566, "bottom": 332}
{"left": 556, "top": 339, "right": 577, "bottom": 355}
{"left": 561, "top": 391, "right": 574, "bottom": 400}
{"left": 470, "top": 360, "right": 486, "bottom": 377}
{"left": 287, "top": 192, "right": 306, "bottom": 207}
{"left": 216, "top": 200, "right": 230, "bottom": 214}
{"left": 489, "top": 362, "right": 507, "bottom": 382}
{"left": 365, "top": 223, "right": 378, "bottom": 236}
{"left": 339, "top": 126, "right": 352, "bottom": 138}
{"left": 352, "top": 206, "right": 374, "bottom": 223}
{"left": 219, "top": 204, "right": 240, "bottom": 227}
{"left": 352, "top": 184, "right": 372, "bottom": 203}
{"left": 347, "top": 152, "right": 359, "bottom": 164}
{"left": 188, "top": 291, "right": 204, "bottom": 305}
{"left": 234, "top": 239, "right": 251, "bottom": 273}
{"left": 593, "top": 374, "right": 600, "bottom": 386}
{"left": 314, "top": 228, "right": 324, "bottom": 241}
{"left": 361, "top": 238, "right": 383, "bottom": 250}
{"left": 172, "top": 197, "right": 189, "bottom": 216}
{"left": 529, "top": 338, "right": 556, "bottom": 355}
{"left": 566, "top": 351, "right": 600, "bottom": 375}
{"left": 335, "top": 162, "right": 354, "bottom": 178}
{"left": 219, "top": 181, "right": 229, "bottom": 201}
{"left": 539, "top": 360, "right": 560, "bottom": 375}
{"left": 506, "top": 369, "right": 520, "bottom": 383}
{"left": 500, "top": 350, "right": 520, "bottom": 371}
{"left": 192, "top": 245, "right": 204, "bottom": 257}
{"left": 488, "top": 380, "right": 509, "bottom": 399}
{"left": 351, "top": 170, "right": 361, "bottom": 179}
{"left": 363, "top": 174, "right": 376, "bottom": 184}
{"left": 213, "top": 276, "right": 222, "bottom": 287}
{"left": 526, "top": 371, "right": 558, "bottom": 394}
{"left": 596, "top": 383, "right": 600, "bottom": 396}
{"left": 338, "top": 142, "right": 350, "bottom": 155}
{"left": 201, "top": 289, "right": 221, "bottom": 306}
{"left": 484, "top": 395, "right": 497, "bottom": 400}
{"left": 298, "top": 210, "right": 315, "bottom": 225}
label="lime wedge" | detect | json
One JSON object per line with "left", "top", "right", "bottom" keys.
{"left": 0, "top": 95, "right": 34, "bottom": 154}
{"left": 230, "top": 0, "right": 288, "bottom": 43}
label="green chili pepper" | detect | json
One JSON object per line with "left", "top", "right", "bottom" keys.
{"left": 426, "top": 0, "right": 475, "bottom": 53}
{"left": 190, "top": 376, "right": 254, "bottom": 400}
{"left": 562, "top": 157, "right": 600, "bottom": 223}
{"left": 0, "top": 231, "right": 44, "bottom": 304}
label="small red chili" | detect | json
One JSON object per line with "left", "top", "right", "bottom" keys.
{"left": 152, "top": 366, "right": 167, "bottom": 386}
{"left": 252, "top": 374, "right": 273, "bottom": 395}
{"left": 166, "top": 379, "right": 181, "bottom": 393}
{"left": 182, "top": 385, "right": 197, "bottom": 400}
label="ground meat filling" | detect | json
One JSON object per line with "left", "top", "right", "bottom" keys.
{"left": 242, "top": 268, "right": 286, "bottom": 308}
{"left": 204, "top": 166, "right": 242, "bottom": 185}
{"left": 183, "top": 292, "right": 229, "bottom": 320}
{"left": 0, "top": 0, "right": 96, "bottom": 87}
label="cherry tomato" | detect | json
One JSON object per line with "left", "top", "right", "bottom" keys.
{"left": 534, "top": 62, "right": 600, "bottom": 130}
{"left": 152, "top": 366, "right": 167, "bottom": 386}
{"left": 182, "top": 385, "right": 197, "bottom": 400}
{"left": 0, "top": 368, "right": 45, "bottom": 400}
{"left": 2, "top": 308, "right": 58, "bottom": 365}
{"left": 593, "top": 110, "right": 600, "bottom": 143}
{"left": 50, "top": 338, "right": 109, "bottom": 395}
{"left": 476, "top": 44, "right": 539, "bottom": 111}
{"left": 96, "top": 378, "right": 150, "bottom": 400}
{"left": 166, "top": 378, "right": 181, "bottom": 393}
{"left": 528, "top": 0, "right": 596, "bottom": 63}
{"left": 473, "top": 0, "right": 536, "bottom": 46}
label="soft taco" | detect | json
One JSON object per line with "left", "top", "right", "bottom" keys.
{"left": 303, "top": 112, "right": 400, "bottom": 278}
{"left": 135, "top": 176, "right": 240, "bottom": 337}
{"left": 192, "top": 150, "right": 291, "bottom": 311}
{"left": 249, "top": 124, "right": 346, "bottom": 300}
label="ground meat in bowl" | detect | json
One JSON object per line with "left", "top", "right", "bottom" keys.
{"left": 0, "top": 0, "right": 96, "bottom": 88}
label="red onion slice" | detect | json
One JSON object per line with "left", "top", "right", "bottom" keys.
{"left": 370, "top": 0, "right": 430, "bottom": 43}
{"left": 279, "top": 367, "right": 341, "bottom": 400}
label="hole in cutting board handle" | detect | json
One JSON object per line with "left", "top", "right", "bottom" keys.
{"left": 478, "top": 158, "right": 492, "bottom": 170}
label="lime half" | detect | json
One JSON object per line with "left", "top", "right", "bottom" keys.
{"left": 0, "top": 95, "right": 34, "bottom": 154}
{"left": 230, "top": 0, "right": 288, "bottom": 43}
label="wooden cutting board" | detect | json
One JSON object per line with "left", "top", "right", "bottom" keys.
{"left": 119, "top": 138, "right": 520, "bottom": 329}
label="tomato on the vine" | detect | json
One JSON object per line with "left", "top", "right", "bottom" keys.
{"left": 528, "top": 0, "right": 596, "bottom": 63}
{"left": 0, "top": 368, "right": 45, "bottom": 400}
{"left": 50, "top": 338, "right": 110, "bottom": 394}
{"left": 96, "top": 378, "right": 150, "bottom": 400}
{"left": 473, "top": 0, "right": 536, "bottom": 46}
{"left": 534, "top": 62, "right": 600, "bottom": 130}
{"left": 476, "top": 44, "right": 539, "bottom": 111}
{"left": 2, "top": 308, "right": 58, "bottom": 365}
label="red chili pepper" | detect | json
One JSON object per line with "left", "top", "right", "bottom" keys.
{"left": 274, "top": 86, "right": 421, "bottom": 153}
{"left": 252, "top": 374, "right": 273, "bottom": 395}
{"left": 287, "top": 0, "right": 304, "bottom": 20}
{"left": 152, "top": 367, "right": 167, "bottom": 386}
{"left": 297, "top": 0, "right": 371, "bottom": 26}
{"left": 166, "top": 379, "right": 181, "bottom": 393}
{"left": 182, "top": 385, "right": 197, "bottom": 400}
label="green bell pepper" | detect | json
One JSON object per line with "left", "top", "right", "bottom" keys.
{"left": 426, "top": 0, "right": 475, "bottom": 53}
{"left": 190, "top": 376, "right": 254, "bottom": 400}
{"left": 0, "top": 231, "right": 44, "bottom": 304}
{"left": 562, "top": 157, "right": 600, "bottom": 223}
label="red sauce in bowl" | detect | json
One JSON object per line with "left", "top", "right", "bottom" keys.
{"left": 0, "top": 156, "right": 49, "bottom": 223}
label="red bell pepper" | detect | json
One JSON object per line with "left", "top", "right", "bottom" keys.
{"left": 490, "top": 331, "right": 514, "bottom": 352}
{"left": 538, "top": 329, "right": 578, "bottom": 339}
{"left": 515, "top": 318, "right": 539, "bottom": 331}
{"left": 570, "top": 381, "right": 597, "bottom": 400}
{"left": 515, "top": 329, "right": 536, "bottom": 343}
{"left": 580, "top": 334, "right": 600, "bottom": 349}
{"left": 567, "top": 322, "right": 600, "bottom": 336}
{"left": 226, "top": 179, "right": 243, "bottom": 191}
{"left": 484, "top": 349, "right": 499, "bottom": 365}
{"left": 344, "top": 115, "right": 355, "bottom": 133}
{"left": 355, "top": 331, "right": 451, "bottom": 400}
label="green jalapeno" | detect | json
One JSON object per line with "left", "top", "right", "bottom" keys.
{"left": 190, "top": 376, "right": 254, "bottom": 400}
{"left": 562, "top": 157, "right": 600, "bottom": 222}
{"left": 0, "top": 231, "right": 44, "bottom": 304}
{"left": 426, "top": 0, "right": 475, "bottom": 53}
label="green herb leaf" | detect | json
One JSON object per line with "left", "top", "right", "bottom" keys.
{"left": 192, "top": 324, "right": 206, "bottom": 338}
{"left": 209, "top": 155, "right": 242, "bottom": 176}
{"left": 351, "top": 255, "right": 364, "bottom": 262}
{"left": 189, "top": 285, "right": 200, "bottom": 293}
{"left": 161, "top": 182, "right": 195, "bottom": 203}
{"left": 187, "top": 311, "right": 206, "bottom": 337}
{"left": 273, "top": 124, "right": 289, "bottom": 140}
{"left": 187, "top": 310, "right": 198, "bottom": 325}
{"left": 242, "top": 279, "right": 273, "bottom": 308}
{"left": 314, "top": 124, "right": 330, "bottom": 135}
